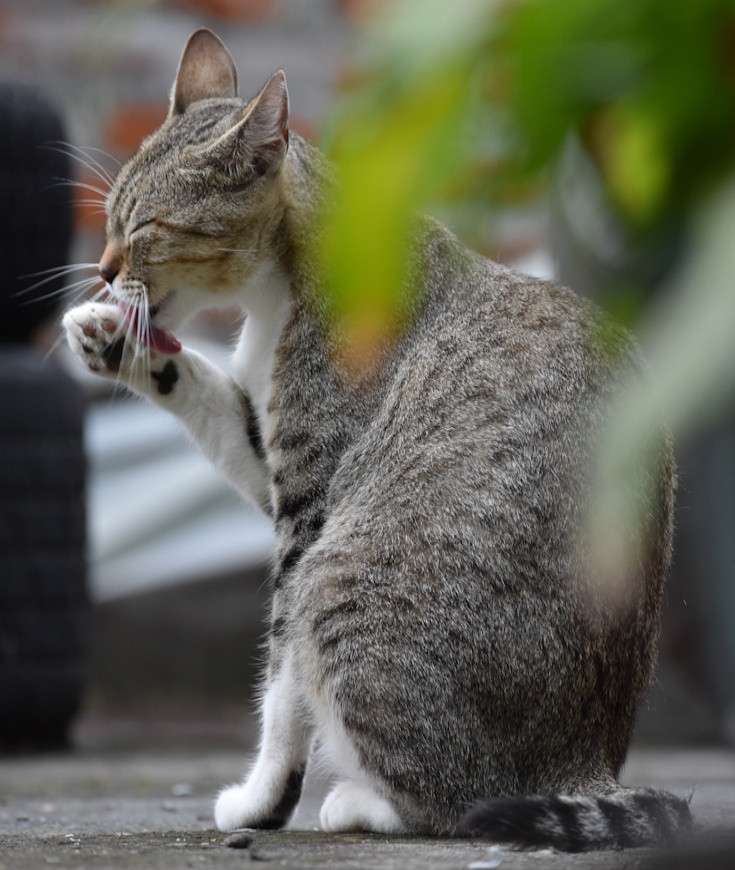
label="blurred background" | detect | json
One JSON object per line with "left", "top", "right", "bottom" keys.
{"left": 0, "top": 0, "right": 733, "bottom": 752}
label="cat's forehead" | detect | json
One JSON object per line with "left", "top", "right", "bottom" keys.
{"left": 108, "top": 98, "right": 246, "bottom": 214}
{"left": 164, "top": 97, "right": 246, "bottom": 145}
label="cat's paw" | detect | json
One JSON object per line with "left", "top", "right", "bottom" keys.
{"left": 214, "top": 767, "right": 305, "bottom": 832}
{"left": 319, "top": 780, "right": 406, "bottom": 834}
{"left": 214, "top": 783, "right": 284, "bottom": 832}
{"left": 214, "top": 785, "right": 258, "bottom": 832}
{"left": 63, "top": 302, "right": 129, "bottom": 377}
{"left": 63, "top": 302, "right": 181, "bottom": 396}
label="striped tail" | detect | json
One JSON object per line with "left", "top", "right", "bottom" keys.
{"left": 458, "top": 789, "right": 693, "bottom": 852}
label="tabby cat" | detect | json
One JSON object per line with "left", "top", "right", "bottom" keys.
{"left": 63, "top": 28, "right": 691, "bottom": 850}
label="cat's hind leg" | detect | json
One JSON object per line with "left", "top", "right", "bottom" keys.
{"left": 319, "top": 780, "right": 407, "bottom": 834}
{"left": 311, "top": 698, "right": 408, "bottom": 834}
{"left": 214, "top": 655, "right": 311, "bottom": 831}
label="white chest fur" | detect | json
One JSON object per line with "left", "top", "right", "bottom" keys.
{"left": 232, "top": 260, "right": 292, "bottom": 430}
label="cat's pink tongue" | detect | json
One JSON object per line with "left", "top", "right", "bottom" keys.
{"left": 123, "top": 307, "right": 182, "bottom": 354}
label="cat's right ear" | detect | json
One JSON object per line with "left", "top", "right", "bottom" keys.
{"left": 187, "top": 70, "right": 290, "bottom": 184}
{"left": 169, "top": 28, "right": 238, "bottom": 118}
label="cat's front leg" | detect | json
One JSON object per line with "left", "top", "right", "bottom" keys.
{"left": 214, "top": 654, "right": 311, "bottom": 831}
{"left": 63, "top": 301, "right": 270, "bottom": 511}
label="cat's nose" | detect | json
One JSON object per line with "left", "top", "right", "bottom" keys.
{"left": 99, "top": 263, "right": 118, "bottom": 284}
{"left": 98, "top": 242, "right": 123, "bottom": 285}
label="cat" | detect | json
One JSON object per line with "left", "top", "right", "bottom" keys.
{"left": 63, "top": 28, "right": 691, "bottom": 850}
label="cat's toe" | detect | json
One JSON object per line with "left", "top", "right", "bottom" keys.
{"left": 63, "top": 303, "right": 126, "bottom": 375}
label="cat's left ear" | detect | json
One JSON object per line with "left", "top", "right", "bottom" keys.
{"left": 169, "top": 28, "right": 238, "bottom": 117}
{"left": 195, "top": 70, "right": 290, "bottom": 181}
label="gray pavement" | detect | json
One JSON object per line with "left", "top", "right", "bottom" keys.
{"left": 2, "top": 744, "right": 735, "bottom": 868}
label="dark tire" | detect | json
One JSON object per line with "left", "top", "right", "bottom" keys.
{"left": 0, "top": 349, "right": 88, "bottom": 750}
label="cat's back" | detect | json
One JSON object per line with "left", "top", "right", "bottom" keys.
{"left": 325, "top": 216, "right": 637, "bottom": 568}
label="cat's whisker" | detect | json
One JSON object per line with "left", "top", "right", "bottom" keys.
{"left": 61, "top": 276, "right": 108, "bottom": 308}
{"left": 74, "top": 197, "right": 108, "bottom": 208}
{"left": 42, "top": 330, "right": 74, "bottom": 364}
{"left": 44, "top": 141, "right": 117, "bottom": 188}
{"left": 16, "top": 275, "right": 104, "bottom": 311}
{"left": 133, "top": 296, "right": 145, "bottom": 376}
{"left": 143, "top": 309, "right": 153, "bottom": 377}
{"left": 22, "top": 275, "right": 105, "bottom": 308}
{"left": 52, "top": 177, "right": 110, "bottom": 199}
{"left": 22, "top": 262, "right": 99, "bottom": 280}
{"left": 84, "top": 144, "right": 122, "bottom": 169}
{"left": 123, "top": 291, "right": 149, "bottom": 382}
{"left": 113, "top": 328, "right": 135, "bottom": 395}
{"left": 17, "top": 262, "right": 99, "bottom": 296}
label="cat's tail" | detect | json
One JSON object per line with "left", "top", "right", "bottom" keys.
{"left": 458, "top": 787, "right": 693, "bottom": 852}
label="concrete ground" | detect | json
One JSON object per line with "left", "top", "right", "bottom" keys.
{"left": 2, "top": 738, "right": 735, "bottom": 869}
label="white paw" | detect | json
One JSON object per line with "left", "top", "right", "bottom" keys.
{"left": 63, "top": 302, "right": 180, "bottom": 396}
{"left": 319, "top": 780, "right": 406, "bottom": 834}
{"left": 215, "top": 784, "right": 258, "bottom": 832}
{"left": 63, "top": 302, "right": 129, "bottom": 378}
{"left": 214, "top": 765, "right": 304, "bottom": 832}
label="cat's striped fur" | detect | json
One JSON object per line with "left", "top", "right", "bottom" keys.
{"left": 63, "top": 29, "right": 691, "bottom": 850}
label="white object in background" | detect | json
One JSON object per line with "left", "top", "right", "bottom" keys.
{"left": 85, "top": 398, "right": 274, "bottom": 603}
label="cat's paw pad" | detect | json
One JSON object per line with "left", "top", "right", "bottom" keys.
{"left": 63, "top": 303, "right": 129, "bottom": 376}
{"left": 319, "top": 780, "right": 406, "bottom": 834}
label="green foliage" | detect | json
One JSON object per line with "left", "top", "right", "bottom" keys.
{"left": 320, "top": 0, "right": 735, "bottom": 587}
{"left": 320, "top": 0, "right": 735, "bottom": 354}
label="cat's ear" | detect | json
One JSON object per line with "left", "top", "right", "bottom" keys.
{"left": 243, "top": 69, "right": 290, "bottom": 174}
{"left": 169, "top": 28, "right": 238, "bottom": 117}
{"left": 195, "top": 70, "right": 290, "bottom": 182}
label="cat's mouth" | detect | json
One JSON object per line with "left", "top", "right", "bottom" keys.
{"left": 122, "top": 301, "right": 182, "bottom": 355}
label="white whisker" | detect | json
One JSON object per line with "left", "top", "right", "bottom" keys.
{"left": 43, "top": 330, "right": 73, "bottom": 364}
{"left": 20, "top": 262, "right": 98, "bottom": 281}
{"left": 53, "top": 177, "right": 110, "bottom": 199}
{"left": 21, "top": 275, "right": 103, "bottom": 307}
{"left": 79, "top": 143, "right": 122, "bottom": 169}
{"left": 75, "top": 197, "right": 107, "bottom": 208}
{"left": 43, "top": 142, "right": 116, "bottom": 189}
{"left": 90, "top": 284, "right": 110, "bottom": 303}
{"left": 15, "top": 263, "right": 100, "bottom": 298}
{"left": 142, "top": 293, "right": 152, "bottom": 378}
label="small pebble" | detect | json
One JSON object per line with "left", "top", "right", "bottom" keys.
{"left": 224, "top": 831, "right": 253, "bottom": 850}
{"left": 172, "top": 783, "right": 193, "bottom": 797}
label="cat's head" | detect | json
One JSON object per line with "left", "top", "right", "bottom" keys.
{"left": 100, "top": 28, "right": 290, "bottom": 338}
